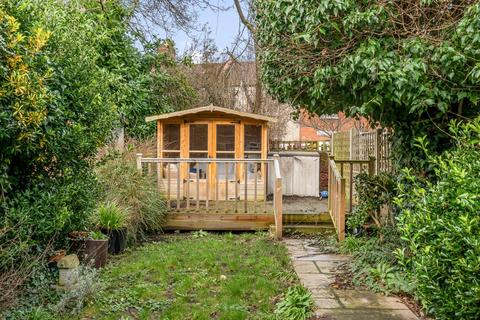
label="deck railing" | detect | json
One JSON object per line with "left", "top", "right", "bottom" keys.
{"left": 269, "top": 140, "right": 331, "bottom": 152}
{"left": 328, "top": 157, "right": 374, "bottom": 240}
{"left": 135, "top": 154, "right": 283, "bottom": 239}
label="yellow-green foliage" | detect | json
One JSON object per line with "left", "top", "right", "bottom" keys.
{"left": 0, "top": 10, "right": 51, "bottom": 151}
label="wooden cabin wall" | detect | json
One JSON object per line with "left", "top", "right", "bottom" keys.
{"left": 155, "top": 118, "right": 269, "bottom": 200}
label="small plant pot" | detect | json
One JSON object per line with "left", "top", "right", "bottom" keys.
{"left": 114, "top": 228, "right": 127, "bottom": 254}
{"left": 101, "top": 228, "right": 127, "bottom": 255}
{"left": 85, "top": 239, "right": 108, "bottom": 268}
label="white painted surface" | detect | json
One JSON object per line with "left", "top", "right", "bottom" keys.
{"left": 283, "top": 119, "right": 301, "bottom": 140}
{"left": 268, "top": 152, "right": 320, "bottom": 197}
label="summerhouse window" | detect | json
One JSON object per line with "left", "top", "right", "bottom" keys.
{"left": 189, "top": 124, "right": 208, "bottom": 178}
{"left": 244, "top": 124, "right": 262, "bottom": 177}
{"left": 163, "top": 124, "right": 180, "bottom": 158}
{"left": 216, "top": 124, "right": 235, "bottom": 178}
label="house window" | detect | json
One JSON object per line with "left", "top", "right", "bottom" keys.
{"left": 189, "top": 124, "right": 208, "bottom": 152}
{"left": 316, "top": 130, "right": 333, "bottom": 137}
{"left": 216, "top": 125, "right": 235, "bottom": 152}
{"left": 320, "top": 114, "right": 339, "bottom": 119}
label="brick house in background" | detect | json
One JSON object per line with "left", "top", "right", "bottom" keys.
{"left": 298, "top": 111, "right": 370, "bottom": 142}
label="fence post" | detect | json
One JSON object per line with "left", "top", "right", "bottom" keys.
{"left": 349, "top": 128, "right": 354, "bottom": 161}
{"left": 136, "top": 153, "right": 143, "bottom": 173}
{"left": 368, "top": 157, "right": 375, "bottom": 176}
{"left": 374, "top": 128, "right": 382, "bottom": 174}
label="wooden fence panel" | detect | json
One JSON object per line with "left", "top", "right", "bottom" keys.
{"left": 332, "top": 128, "right": 392, "bottom": 174}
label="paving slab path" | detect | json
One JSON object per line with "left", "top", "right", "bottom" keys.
{"left": 284, "top": 238, "right": 418, "bottom": 320}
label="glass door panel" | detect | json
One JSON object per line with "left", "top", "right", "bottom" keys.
{"left": 188, "top": 124, "right": 208, "bottom": 178}
{"left": 216, "top": 124, "right": 236, "bottom": 179}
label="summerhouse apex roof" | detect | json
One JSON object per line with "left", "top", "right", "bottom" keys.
{"left": 145, "top": 105, "right": 277, "bottom": 123}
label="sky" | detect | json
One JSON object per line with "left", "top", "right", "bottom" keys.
{"left": 170, "top": 4, "right": 242, "bottom": 57}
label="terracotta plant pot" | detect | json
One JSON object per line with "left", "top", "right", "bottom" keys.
{"left": 48, "top": 249, "right": 67, "bottom": 264}
{"left": 85, "top": 239, "right": 108, "bottom": 268}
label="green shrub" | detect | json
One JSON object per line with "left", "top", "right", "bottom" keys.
{"left": 96, "top": 152, "right": 168, "bottom": 244}
{"left": 274, "top": 286, "right": 314, "bottom": 320}
{"left": 395, "top": 118, "right": 480, "bottom": 319}
{"left": 347, "top": 172, "right": 396, "bottom": 233}
{"left": 94, "top": 202, "right": 127, "bottom": 231}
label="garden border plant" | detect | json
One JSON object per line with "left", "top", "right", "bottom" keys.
{"left": 394, "top": 118, "right": 480, "bottom": 320}
{"left": 95, "top": 202, "right": 128, "bottom": 254}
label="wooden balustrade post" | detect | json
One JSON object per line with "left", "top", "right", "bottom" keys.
{"left": 328, "top": 156, "right": 334, "bottom": 212}
{"left": 136, "top": 153, "right": 143, "bottom": 173}
{"left": 338, "top": 178, "right": 346, "bottom": 241}
{"left": 273, "top": 154, "right": 283, "bottom": 240}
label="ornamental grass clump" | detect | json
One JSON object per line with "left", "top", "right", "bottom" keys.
{"left": 95, "top": 202, "right": 127, "bottom": 231}
{"left": 96, "top": 149, "right": 168, "bottom": 245}
{"left": 395, "top": 118, "right": 480, "bottom": 320}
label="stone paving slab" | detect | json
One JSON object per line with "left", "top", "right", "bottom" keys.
{"left": 283, "top": 238, "right": 419, "bottom": 320}
{"left": 314, "top": 308, "right": 418, "bottom": 320}
{"left": 293, "top": 261, "right": 320, "bottom": 274}
{"left": 334, "top": 289, "right": 409, "bottom": 310}
{"left": 299, "top": 273, "right": 335, "bottom": 289}
{"left": 295, "top": 254, "right": 350, "bottom": 262}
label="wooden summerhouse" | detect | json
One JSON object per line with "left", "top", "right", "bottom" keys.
{"left": 137, "top": 105, "right": 283, "bottom": 237}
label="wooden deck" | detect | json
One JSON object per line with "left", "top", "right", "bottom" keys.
{"left": 138, "top": 156, "right": 284, "bottom": 239}
{"left": 164, "top": 213, "right": 275, "bottom": 231}
{"left": 163, "top": 197, "right": 331, "bottom": 232}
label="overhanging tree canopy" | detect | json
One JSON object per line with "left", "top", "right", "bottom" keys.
{"left": 255, "top": 0, "right": 480, "bottom": 167}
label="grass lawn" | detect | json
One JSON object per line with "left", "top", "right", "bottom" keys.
{"left": 80, "top": 232, "right": 297, "bottom": 319}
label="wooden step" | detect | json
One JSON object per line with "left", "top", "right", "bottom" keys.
{"left": 283, "top": 212, "right": 332, "bottom": 224}
{"left": 283, "top": 224, "right": 336, "bottom": 235}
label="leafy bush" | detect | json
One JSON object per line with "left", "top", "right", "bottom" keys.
{"left": 395, "top": 118, "right": 480, "bottom": 319}
{"left": 94, "top": 202, "right": 127, "bottom": 231}
{"left": 274, "top": 286, "right": 314, "bottom": 320}
{"left": 347, "top": 172, "right": 396, "bottom": 233}
{"left": 96, "top": 151, "right": 168, "bottom": 244}
{"left": 340, "top": 232, "right": 412, "bottom": 295}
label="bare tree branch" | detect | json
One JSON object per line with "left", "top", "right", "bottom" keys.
{"left": 233, "top": 0, "right": 255, "bottom": 34}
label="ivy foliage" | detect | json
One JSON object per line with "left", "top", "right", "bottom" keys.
{"left": 395, "top": 117, "right": 480, "bottom": 319}
{"left": 255, "top": 0, "right": 480, "bottom": 168}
